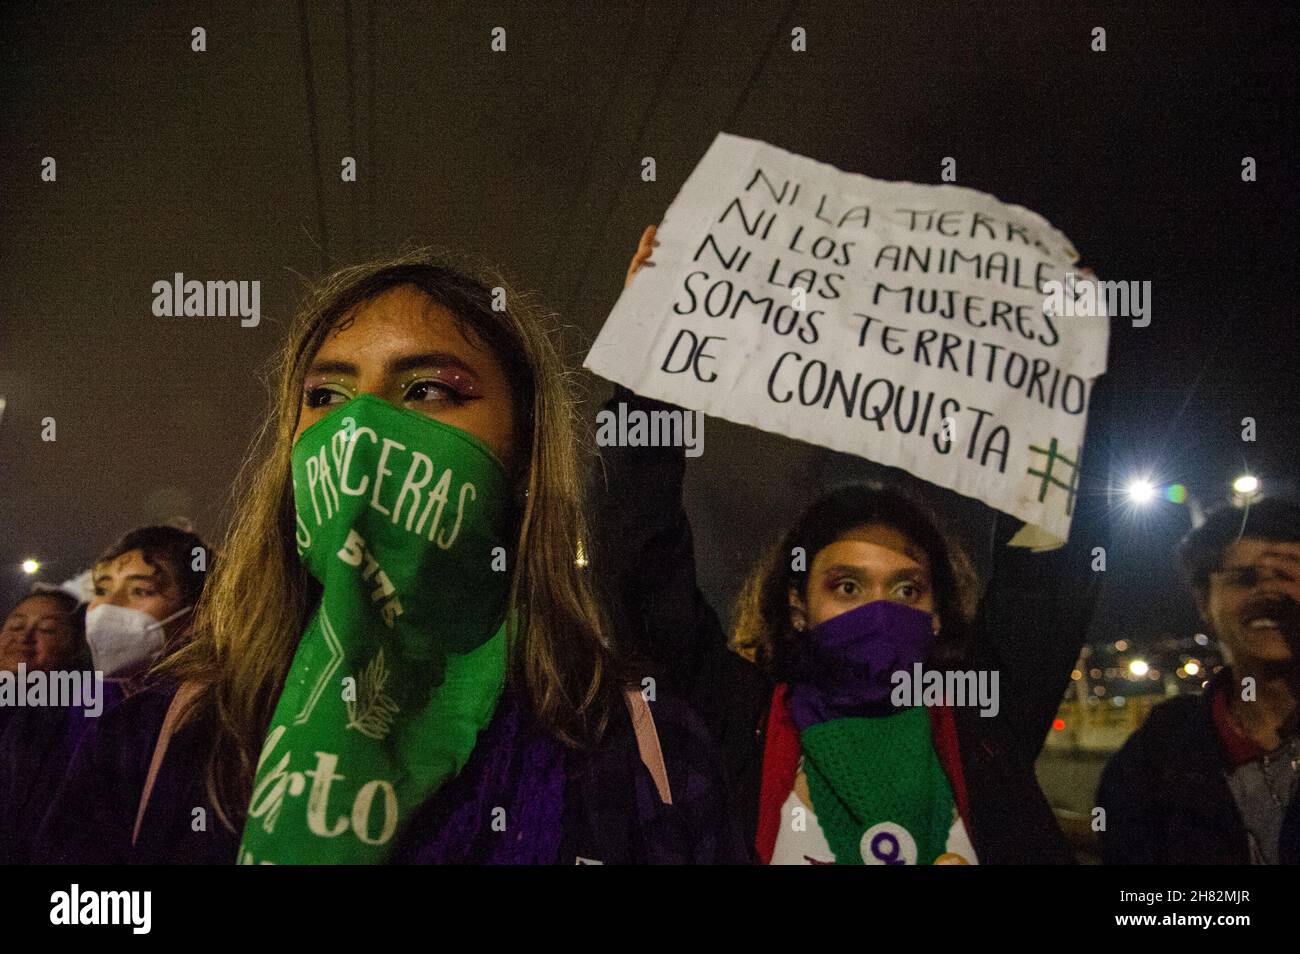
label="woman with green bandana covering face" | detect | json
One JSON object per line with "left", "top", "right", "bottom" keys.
{"left": 238, "top": 395, "right": 514, "bottom": 862}
{"left": 35, "top": 248, "right": 744, "bottom": 865}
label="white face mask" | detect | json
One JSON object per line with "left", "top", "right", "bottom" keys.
{"left": 85, "top": 603, "right": 191, "bottom": 680}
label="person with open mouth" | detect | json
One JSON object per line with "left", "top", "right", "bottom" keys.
{"left": 1100, "top": 496, "right": 1300, "bottom": 864}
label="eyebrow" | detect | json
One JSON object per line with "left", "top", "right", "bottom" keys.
{"left": 7, "top": 611, "right": 69, "bottom": 623}
{"left": 821, "top": 562, "right": 928, "bottom": 579}
{"left": 93, "top": 571, "right": 161, "bottom": 585}
{"left": 307, "top": 352, "right": 481, "bottom": 380}
{"left": 1259, "top": 549, "right": 1300, "bottom": 563}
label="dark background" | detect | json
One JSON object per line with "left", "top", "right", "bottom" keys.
{"left": 2, "top": 1, "right": 1296, "bottom": 649}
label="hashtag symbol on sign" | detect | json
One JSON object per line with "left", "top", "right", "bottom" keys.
{"left": 1027, "top": 437, "right": 1079, "bottom": 517}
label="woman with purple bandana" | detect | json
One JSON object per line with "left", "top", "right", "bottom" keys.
{"left": 592, "top": 227, "right": 1113, "bottom": 864}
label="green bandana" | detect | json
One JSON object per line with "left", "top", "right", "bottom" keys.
{"left": 800, "top": 707, "right": 955, "bottom": 865}
{"left": 239, "top": 394, "right": 512, "bottom": 864}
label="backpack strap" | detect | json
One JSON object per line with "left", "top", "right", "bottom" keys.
{"left": 623, "top": 687, "right": 673, "bottom": 806}
{"left": 132, "top": 681, "right": 204, "bottom": 847}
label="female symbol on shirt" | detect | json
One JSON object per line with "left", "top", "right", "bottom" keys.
{"left": 861, "top": 822, "right": 917, "bottom": 865}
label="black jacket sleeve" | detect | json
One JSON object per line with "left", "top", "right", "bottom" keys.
{"left": 587, "top": 386, "right": 771, "bottom": 762}
{"left": 1096, "top": 718, "right": 1162, "bottom": 864}
{"left": 969, "top": 374, "right": 1114, "bottom": 765}
{"left": 589, "top": 385, "right": 728, "bottom": 685}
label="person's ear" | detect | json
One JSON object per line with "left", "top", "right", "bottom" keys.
{"left": 931, "top": 614, "right": 942, "bottom": 636}
{"left": 788, "top": 585, "right": 809, "bottom": 633}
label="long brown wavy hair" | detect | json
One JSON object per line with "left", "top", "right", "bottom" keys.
{"left": 157, "top": 247, "right": 620, "bottom": 832}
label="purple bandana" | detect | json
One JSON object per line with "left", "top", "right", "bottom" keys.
{"left": 787, "top": 600, "right": 936, "bottom": 731}
{"left": 393, "top": 691, "right": 567, "bottom": 864}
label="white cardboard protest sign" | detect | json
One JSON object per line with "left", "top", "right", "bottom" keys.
{"left": 585, "top": 133, "right": 1109, "bottom": 546}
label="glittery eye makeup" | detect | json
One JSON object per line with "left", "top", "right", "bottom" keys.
{"left": 400, "top": 366, "right": 483, "bottom": 406}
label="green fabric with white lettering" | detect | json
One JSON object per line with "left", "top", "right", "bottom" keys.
{"left": 238, "top": 394, "right": 511, "bottom": 864}
{"left": 801, "top": 708, "right": 955, "bottom": 865}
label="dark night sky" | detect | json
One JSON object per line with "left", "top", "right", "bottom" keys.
{"left": 1, "top": 1, "right": 1296, "bottom": 648}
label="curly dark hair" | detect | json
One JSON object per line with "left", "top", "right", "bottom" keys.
{"left": 1178, "top": 497, "right": 1300, "bottom": 603}
{"left": 95, "top": 524, "right": 212, "bottom": 606}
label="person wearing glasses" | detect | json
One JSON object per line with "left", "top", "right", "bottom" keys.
{"left": 1098, "top": 496, "right": 1300, "bottom": 864}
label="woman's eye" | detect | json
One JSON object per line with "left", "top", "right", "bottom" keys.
{"left": 893, "top": 582, "right": 921, "bottom": 601}
{"left": 404, "top": 379, "right": 463, "bottom": 404}
{"left": 131, "top": 588, "right": 156, "bottom": 599}
{"left": 304, "top": 384, "right": 350, "bottom": 409}
{"left": 834, "top": 579, "right": 859, "bottom": 596}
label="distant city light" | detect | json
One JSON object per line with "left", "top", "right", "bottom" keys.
{"left": 1128, "top": 659, "right": 1150, "bottom": 677}
{"left": 1070, "top": 669, "right": 1082, "bottom": 681}
{"left": 1114, "top": 639, "right": 1129, "bottom": 651}
{"left": 1184, "top": 660, "right": 1200, "bottom": 676}
{"left": 21, "top": 559, "right": 40, "bottom": 574}
{"left": 1194, "top": 633, "right": 1209, "bottom": 646}
{"left": 1052, "top": 718, "right": 1066, "bottom": 731}
{"left": 1232, "top": 474, "right": 1259, "bottom": 496}
{"left": 1127, "top": 479, "right": 1156, "bottom": 504}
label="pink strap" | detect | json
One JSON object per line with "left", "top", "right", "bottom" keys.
{"left": 132, "top": 681, "right": 203, "bottom": 847}
{"left": 624, "top": 688, "right": 673, "bottom": 805}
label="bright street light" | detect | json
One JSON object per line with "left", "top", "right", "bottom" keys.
{"left": 1128, "top": 659, "right": 1150, "bottom": 677}
{"left": 1233, "top": 474, "right": 1260, "bottom": 496}
{"left": 20, "top": 559, "right": 40, "bottom": 574}
{"left": 1127, "top": 479, "right": 1156, "bottom": 504}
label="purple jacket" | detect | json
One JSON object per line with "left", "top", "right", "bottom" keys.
{"left": 34, "top": 683, "right": 746, "bottom": 865}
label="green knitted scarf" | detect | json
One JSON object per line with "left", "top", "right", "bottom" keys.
{"left": 800, "top": 707, "right": 955, "bottom": 865}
